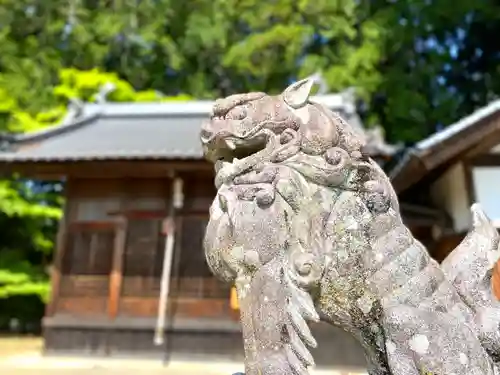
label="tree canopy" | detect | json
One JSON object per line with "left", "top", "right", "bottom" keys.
{"left": 2, "top": 1, "right": 499, "bottom": 141}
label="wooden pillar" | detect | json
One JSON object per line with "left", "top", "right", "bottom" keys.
{"left": 46, "top": 181, "right": 71, "bottom": 317}
{"left": 107, "top": 215, "right": 127, "bottom": 319}
{"left": 171, "top": 216, "right": 183, "bottom": 298}
{"left": 46, "top": 213, "right": 67, "bottom": 317}
{"left": 107, "top": 179, "right": 132, "bottom": 319}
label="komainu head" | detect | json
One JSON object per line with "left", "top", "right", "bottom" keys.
{"left": 200, "top": 77, "right": 367, "bottom": 164}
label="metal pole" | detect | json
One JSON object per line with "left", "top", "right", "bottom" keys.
{"left": 154, "top": 176, "right": 184, "bottom": 346}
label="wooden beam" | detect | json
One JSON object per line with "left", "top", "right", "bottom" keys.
{"left": 108, "top": 210, "right": 167, "bottom": 219}
{"left": 179, "top": 210, "right": 211, "bottom": 218}
{"left": 461, "top": 160, "right": 476, "bottom": 208}
{"left": 46, "top": 183, "right": 71, "bottom": 317}
{"left": 69, "top": 221, "right": 116, "bottom": 231}
{"left": 392, "top": 112, "right": 500, "bottom": 193}
{"left": 468, "top": 153, "right": 500, "bottom": 166}
{"left": 0, "top": 160, "right": 213, "bottom": 180}
{"left": 422, "top": 113, "right": 500, "bottom": 171}
{"left": 108, "top": 216, "right": 127, "bottom": 319}
{"left": 390, "top": 155, "right": 428, "bottom": 194}
{"left": 465, "top": 125, "right": 500, "bottom": 159}
{"left": 171, "top": 216, "right": 183, "bottom": 306}
{"left": 43, "top": 312, "right": 241, "bottom": 332}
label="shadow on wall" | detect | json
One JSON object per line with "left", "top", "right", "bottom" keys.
{"left": 160, "top": 322, "right": 368, "bottom": 369}
{"left": 310, "top": 322, "right": 367, "bottom": 370}
{"left": 157, "top": 322, "right": 367, "bottom": 369}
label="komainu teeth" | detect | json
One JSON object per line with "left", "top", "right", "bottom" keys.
{"left": 226, "top": 139, "right": 236, "bottom": 150}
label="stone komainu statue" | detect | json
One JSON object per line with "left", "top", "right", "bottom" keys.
{"left": 200, "top": 77, "right": 500, "bottom": 375}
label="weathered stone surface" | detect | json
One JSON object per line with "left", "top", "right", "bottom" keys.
{"left": 201, "top": 77, "right": 500, "bottom": 375}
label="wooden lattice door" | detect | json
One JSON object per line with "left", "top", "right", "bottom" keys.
{"left": 59, "top": 223, "right": 115, "bottom": 315}
{"left": 119, "top": 198, "right": 167, "bottom": 317}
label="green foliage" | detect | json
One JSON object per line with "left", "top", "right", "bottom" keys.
{"left": 0, "top": 0, "right": 386, "bottom": 121}
{"left": 0, "top": 251, "right": 49, "bottom": 302}
{"left": 0, "top": 178, "right": 60, "bottom": 325}
{"left": 0, "top": 181, "right": 61, "bottom": 220}
{"left": 369, "top": 0, "right": 500, "bottom": 142}
{"left": 54, "top": 68, "right": 191, "bottom": 104}
{"left": 6, "top": 68, "right": 191, "bottom": 133}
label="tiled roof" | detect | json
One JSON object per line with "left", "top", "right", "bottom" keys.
{"left": 389, "top": 99, "right": 500, "bottom": 191}
{"left": 415, "top": 99, "right": 500, "bottom": 151}
{"left": 0, "top": 94, "right": 370, "bottom": 162}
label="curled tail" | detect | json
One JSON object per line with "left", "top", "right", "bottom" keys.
{"left": 441, "top": 203, "right": 500, "bottom": 308}
{"left": 441, "top": 204, "right": 500, "bottom": 364}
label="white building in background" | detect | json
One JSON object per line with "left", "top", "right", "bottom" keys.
{"left": 391, "top": 100, "right": 500, "bottom": 260}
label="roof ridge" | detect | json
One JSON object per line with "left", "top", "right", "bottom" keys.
{"left": 1, "top": 92, "right": 357, "bottom": 142}
{"left": 416, "top": 99, "right": 500, "bottom": 151}
{"left": 389, "top": 98, "right": 500, "bottom": 192}
{"left": 10, "top": 110, "right": 103, "bottom": 145}
{"left": 76, "top": 94, "right": 355, "bottom": 118}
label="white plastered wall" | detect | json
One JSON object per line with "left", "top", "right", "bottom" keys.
{"left": 466, "top": 144, "right": 500, "bottom": 225}
{"left": 430, "top": 163, "right": 471, "bottom": 232}
{"left": 429, "top": 144, "right": 500, "bottom": 231}
{"left": 471, "top": 168, "right": 500, "bottom": 226}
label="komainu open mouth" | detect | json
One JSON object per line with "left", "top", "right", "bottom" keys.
{"left": 202, "top": 133, "right": 269, "bottom": 165}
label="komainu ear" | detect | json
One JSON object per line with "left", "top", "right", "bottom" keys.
{"left": 282, "top": 77, "right": 317, "bottom": 109}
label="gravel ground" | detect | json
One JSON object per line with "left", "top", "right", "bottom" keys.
{"left": 0, "top": 370, "right": 199, "bottom": 375}
{"left": 4, "top": 369, "right": 365, "bottom": 375}
{"left": 0, "top": 338, "right": 366, "bottom": 375}
{"left": 0, "top": 356, "right": 366, "bottom": 375}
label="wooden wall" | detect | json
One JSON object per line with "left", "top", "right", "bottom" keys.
{"left": 48, "top": 173, "right": 235, "bottom": 324}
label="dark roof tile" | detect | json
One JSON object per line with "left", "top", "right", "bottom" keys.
{"left": 3, "top": 114, "right": 204, "bottom": 161}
